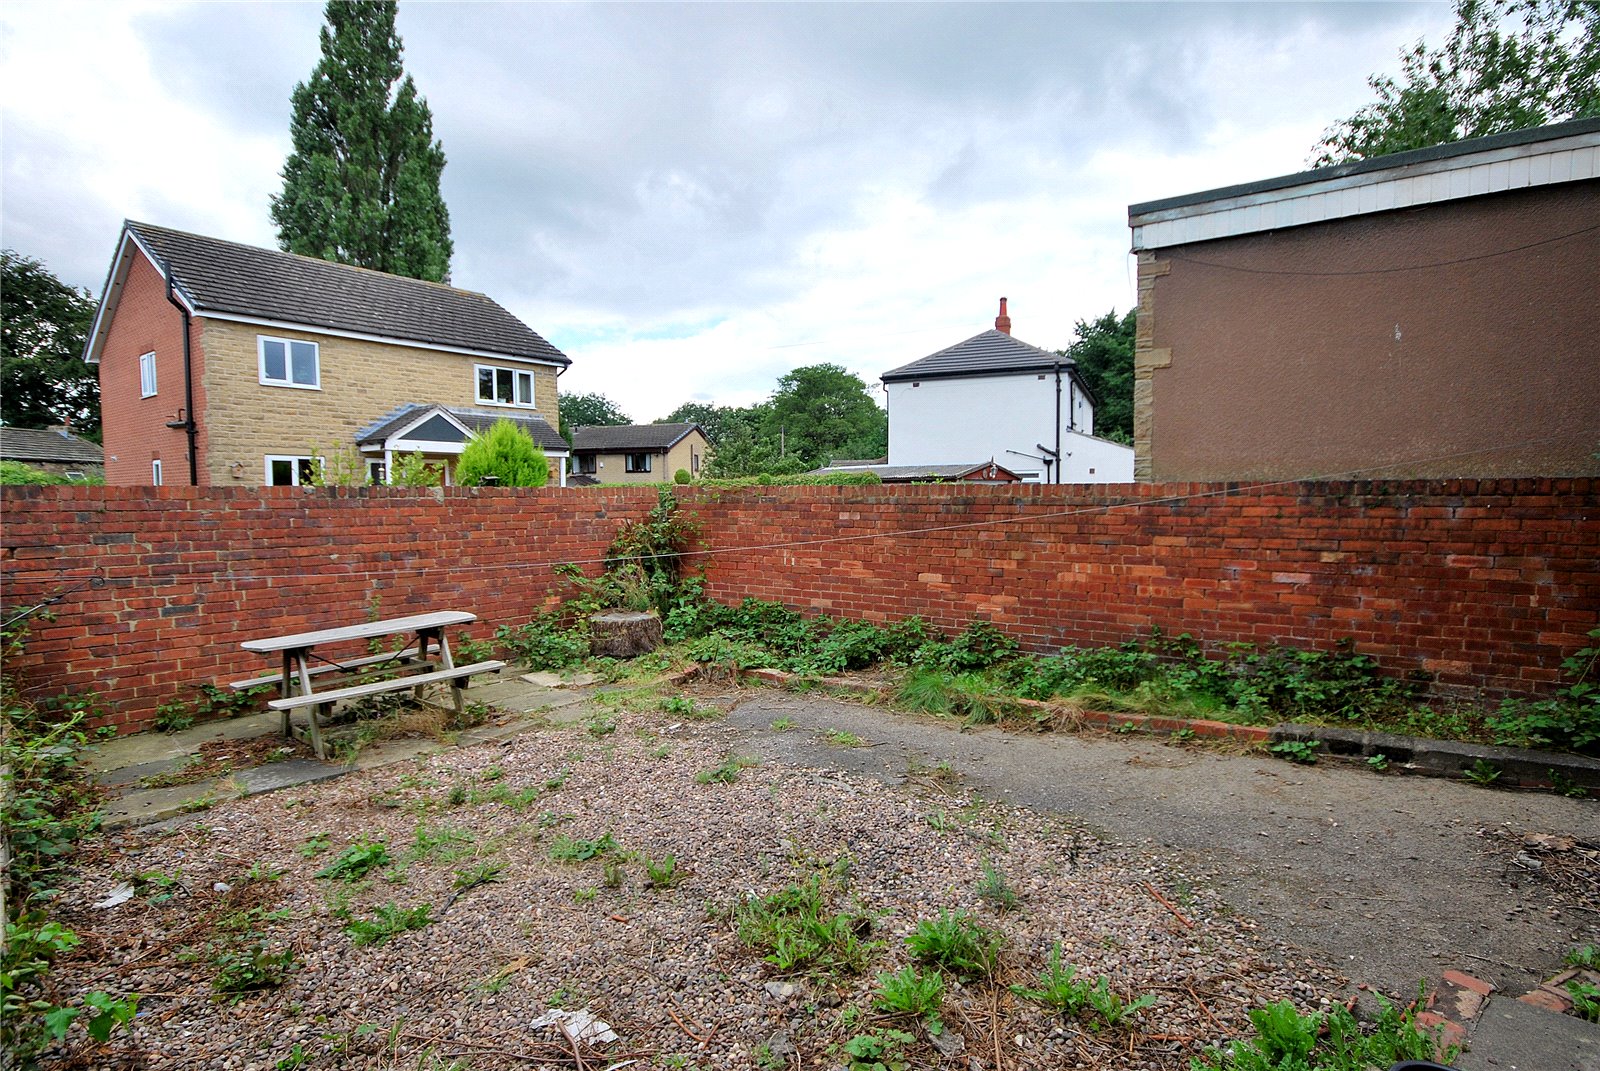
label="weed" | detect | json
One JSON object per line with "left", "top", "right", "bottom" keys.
{"left": 1172, "top": 727, "right": 1197, "bottom": 744}
{"left": 1569, "top": 981, "right": 1600, "bottom": 1023}
{"left": 841, "top": 1028, "right": 915, "bottom": 1071}
{"left": 494, "top": 614, "right": 589, "bottom": 669}
{"left": 544, "top": 767, "right": 573, "bottom": 791}
{"left": 453, "top": 861, "right": 505, "bottom": 890}
{"left": 924, "top": 809, "right": 953, "bottom": 833}
{"left": 603, "top": 859, "right": 626, "bottom": 889}
{"left": 734, "top": 876, "right": 874, "bottom": 975}
{"left": 585, "top": 713, "right": 617, "bottom": 737}
{"left": 153, "top": 699, "right": 196, "bottom": 733}
{"left": 1011, "top": 943, "right": 1090, "bottom": 1012}
{"left": 316, "top": 839, "right": 391, "bottom": 881}
{"left": 1565, "top": 944, "right": 1600, "bottom": 970}
{"left": 974, "top": 862, "right": 1020, "bottom": 913}
{"left": 825, "top": 729, "right": 867, "bottom": 748}
{"left": 1085, "top": 977, "right": 1156, "bottom": 1029}
{"left": 872, "top": 965, "right": 944, "bottom": 1024}
{"left": 345, "top": 902, "right": 433, "bottom": 946}
{"left": 213, "top": 942, "right": 295, "bottom": 1000}
{"left": 573, "top": 887, "right": 598, "bottom": 903}
{"left": 906, "top": 910, "right": 1003, "bottom": 978}
{"left": 645, "top": 854, "right": 687, "bottom": 889}
{"left": 275, "top": 1043, "right": 308, "bottom": 1069}
{"left": 770, "top": 717, "right": 795, "bottom": 731}
{"left": 299, "top": 833, "right": 332, "bottom": 857}
{"left": 455, "top": 632, "right": 495, "bottom": 663}
{"left": 695, "top": 755, "right": 757, "bottom": 784}
{"left": 1194, "top": 986, "right": 1456, "bottom": 1070}
{"left": 1367, "top": 753, "right": 1391, "bottom": 772}
{"left": 659, "top": 695, "right": 698, "bottom": 717}
{"left": 1270, "top": 739, "right": 1319, "bottom": 765}
{"left": 1549, "top": 770, "right": 1589, "bottom": 798}
{"left": 548, "top": 831, "right": 620, "bottom": 863}
{"left": 481, "top": 765, "right": 504, "bottom": 782}
{"left": 1464, "top": 759, "right": 1502, "bottom": 786}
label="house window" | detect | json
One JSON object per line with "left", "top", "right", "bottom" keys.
{"left": 574, "top": 454, "right": 597, "bottom": 475}
{"left": 266, "top": 455, "right": 317, "bottom": 486}
{"left": 475, "top": 365, "right": 535, "bottom": 408}
{"left": 691, "top": 451, "right": 700, "bottom": 475}
{"left": 625, "top": 452, "right": 651, "bottom": 473}
{"left": 139, "top": 352, "right": 157, "bottom": 398}
{"left": 367, "top": 460, "right": 387, "bottom": 485}
{"left": 259, "top": 336, "right": 320, "bottom": 389}
{"left": 151, "top": 459, "right": 163, "bottom": 486}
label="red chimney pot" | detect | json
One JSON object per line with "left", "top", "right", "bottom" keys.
{"left": 995, "top": 297, "right": 1011, "bottom": 335}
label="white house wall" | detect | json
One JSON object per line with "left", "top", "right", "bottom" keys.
{"left": 887, "top": 373, "right": 1127, "bottom": 483}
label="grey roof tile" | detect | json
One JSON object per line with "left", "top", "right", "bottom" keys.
{"left": 570, "top": 423, "right": 702, "bottom": 452}
{"left": 0, "top": 427, "right": 104, "bottom": 464}
{"left": 127, "top": 222, "right": 569, "bottom": 365}
{"left": 354, "top": 403, "right": 567, "bottom": 452}
{"left": 881, "top": 329, "right": 1071, "bottom": 382}
{"left": 812, "top": 461, "right": 1020, "bottom": 481}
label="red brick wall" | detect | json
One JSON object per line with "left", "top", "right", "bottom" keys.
{"left": 98, "top": 252, "right": 209, "bottom": 486}
{"left": 2, "top": 481, "right": 1595, "bottom": 733}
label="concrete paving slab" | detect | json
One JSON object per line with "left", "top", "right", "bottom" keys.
{"left": 1458, "top": 995, "right": 1600, "bottom": 1070}
{"left": 234, "top": 758, "right": 350, "bottom": 795}
{"left": 84, "top": 712, "right": 280, "bottom": 772}
{"left": 101, "top": 779, "right": 231, "bottom": 828}
{"left": 95, "top": 756, "right": 192, "bottom": 789}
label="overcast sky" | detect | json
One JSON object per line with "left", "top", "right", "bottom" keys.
{"left": 0, "top": 1, "right": 1453, "bottom": 421}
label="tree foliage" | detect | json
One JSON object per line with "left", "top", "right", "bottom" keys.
{"left": 1058, "top": 309, "right": 1135, "bottom": 445}
{"left": 1, "top": 250, "right": 100, "bottom": 438}
{"left": 1313, "top": 0, "right": 1599, "bottom": 165}
{"left": 271, "top": 0, "right": 453, "bottom": 281}
{"left": 760, "top": 363, "right": 887, "bottom": 469}
{"left": 559, "top": 391, "right": 631, "bottom": 441}
{"left": 455, "top": 420, "right": 549, "bottom": 487}
{"left": 658, "top": 402, "right": 743, "bottom": 444}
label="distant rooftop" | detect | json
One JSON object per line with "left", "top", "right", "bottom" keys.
{"left": 570, "top": 423, "right": 703, "bottom": 452}
{"left": 0, "top": 426, "right": 103, "bottom": 465}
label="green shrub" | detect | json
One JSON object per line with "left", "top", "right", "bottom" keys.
{"left": 455, "top": 418, "right": 549, "bottom": 487}
{"left": 673, "top": 468, "right": 691, "bottom": 484}
{"left": 495, "top": 614, "right": 589, "bottom": 669}
{"left": 0, "top": 460, "right": 103, "bottom": 486}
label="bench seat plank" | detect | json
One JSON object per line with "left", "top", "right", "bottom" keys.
{"left": 230, "top": 648, "right": 423, "bottom": 690}
{"left": 268, "top": 661, "right": 506, "bottom": 711}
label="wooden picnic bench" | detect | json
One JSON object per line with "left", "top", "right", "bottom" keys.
{"left": 237, "top": 611, "right": 505, "bottom": 759}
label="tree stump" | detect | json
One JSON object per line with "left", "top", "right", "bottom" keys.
{"left": 588, "top": 611, "right": 663, "bottom": 659}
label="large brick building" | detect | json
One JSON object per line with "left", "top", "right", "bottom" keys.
{"left": 84, "top": 222, "right": 571, "bottom": 486}
{"left": 1127, "top": 118, "right": 1599, "bottom": 482}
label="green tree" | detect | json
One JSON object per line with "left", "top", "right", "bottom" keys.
{"left": 271, "top": 0, "right": 453, "bottom": 282}
{"left": 558, "top": 391, "right": 631, "bottom": 442}
{"left": 657, "top": 401, "right": 742, "bottom": 443}
{"left": 455, "top": 419, "right": 549, "bottom": 487}
{"left": 1, "top": 250, "right": 100, "bottom": 438}
{"left": 1313, "top": 0, "right": 1599, "bottom": 165}
{"left": 1058, "top": 309, "right": 1135, "bottom": 445}
{"left": 760, "top": 363, "right": 887, "bottom": 469}
{"left": 702, "top": 413, "right": 809, "bottom": 479}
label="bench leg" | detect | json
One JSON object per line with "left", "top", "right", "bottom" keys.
{"left": 450, "top": 681, "right": 466, "bottom": 717}
{"left": 307, "top": 702, "right": 331, "bottom": 761}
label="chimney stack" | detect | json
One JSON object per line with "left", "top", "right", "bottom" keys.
{"left": 995, "top": 297, "right": 1011, "bottom": 335}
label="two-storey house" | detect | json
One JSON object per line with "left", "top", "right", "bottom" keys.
{"left": 881, "top": 300, "right": 1134, "bottom": 484}
{"left": 83, "top": 221, "right": 571, "bottom": 486}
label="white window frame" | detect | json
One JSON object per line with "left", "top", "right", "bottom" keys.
{"left": 258, "top": 335, "right": 321, "bottom": 390}
{"left": 264, "top": 454, "right": 318, "bottom": 487}
{"left": 151, "top": 459, "right": 163, "bottom": 486}
{"left": 366, "top": 459, "right": 387, "bottom": 485}
{"left": 474, "top": 364, "right": 536, "bottom": 409}
{"left": 139, "top": 351, "right": 157, "bottom": 398}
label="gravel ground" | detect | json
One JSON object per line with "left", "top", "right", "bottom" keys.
{"left": 47, "top": 707, "right": 1348, "bottom": 1071}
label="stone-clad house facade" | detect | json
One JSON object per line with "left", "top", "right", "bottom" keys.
{"left": 85, "top": 222, "right": 570, "bottom": 487}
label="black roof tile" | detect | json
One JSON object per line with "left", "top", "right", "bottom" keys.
{"left": 570, "top": 423, "right": 702, "bottom": 452}
{"left": 881, "top": 329, "right": 1071, "bottom": 383}
{"left": 0, "top": 427, "right": 104, "bottom": 464}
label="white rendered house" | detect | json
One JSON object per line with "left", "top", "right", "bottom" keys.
{"left": 882, "top": 300, "right": 1135, "bottom": 484}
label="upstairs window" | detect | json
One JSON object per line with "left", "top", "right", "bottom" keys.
{"left": 475, "top": 365, "right": 535, "bottom": 408}
{"left": 139, "top": 352, "right": 157, "bottom": 397}
{"left": 259, "top": 336, "right": 320, "bottom": 389}
{"left": 625, "top": 452, "right": 652, "bottom": 473}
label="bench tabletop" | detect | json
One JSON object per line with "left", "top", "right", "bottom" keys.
{"left": 240, "top": 611, "right": 478, "bottom": 653}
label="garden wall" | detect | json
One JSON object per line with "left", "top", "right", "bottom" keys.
{"left": 2, "top": 479, "right": 1595, "bottom": 733}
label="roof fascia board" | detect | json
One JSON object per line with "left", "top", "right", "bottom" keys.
{"left": 83, "top": 228, "right": 197, "bottom": 364}
{"left": 1130, "top": 128, "right": 1599, "bottom": 250}
{"left": 195, "top": 310, "right": 568, "bottom": 367}
{"left": 392, "top": 406, "right": 472, "bottom": 443}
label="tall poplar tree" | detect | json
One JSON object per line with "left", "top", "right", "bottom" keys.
{"left": 271, "top": 0, "right": 453, "bottom": 282}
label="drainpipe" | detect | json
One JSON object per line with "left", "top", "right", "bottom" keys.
{"left": 1053, "top": 362, "right": 1063, "bottom": 484}
{"left": 163, "top": 268, "right": 199, "bottom": 486}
